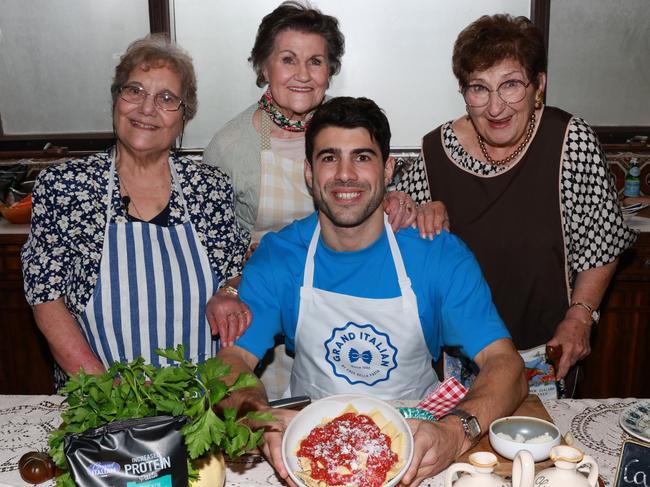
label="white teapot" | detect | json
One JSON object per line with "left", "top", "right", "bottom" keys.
{"left": 445, "top": 451, "right": 534, "bottom": 487}
{"left": 534, "top": 445, "right": 599, "bottom": 487}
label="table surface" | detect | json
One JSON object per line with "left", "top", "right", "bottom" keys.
{"left": 0, "top": 395, "right": 644, "bottom": 487}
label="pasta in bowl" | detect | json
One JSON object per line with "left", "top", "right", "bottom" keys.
{"left": 282, "top": 394, "right": 414, "bottom": 487}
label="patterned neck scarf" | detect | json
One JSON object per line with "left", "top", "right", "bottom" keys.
{"left": 257, "top": 89, "right": 315, "bottom": 132}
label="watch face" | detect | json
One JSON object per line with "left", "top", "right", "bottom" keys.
{"left": 465, "top": 416, "right": 482, "bottom": 439}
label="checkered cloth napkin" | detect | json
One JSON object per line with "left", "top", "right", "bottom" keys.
{"left": 415, "top": 376, "right": 468, "bottom": 419}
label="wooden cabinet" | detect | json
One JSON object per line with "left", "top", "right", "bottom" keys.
{"left": 577, "top": 232, "right": 650, "bottom": 398}
{"left": 0, "top": 232, "right": 54, "bottom": 394}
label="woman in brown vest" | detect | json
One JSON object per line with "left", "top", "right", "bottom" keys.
{"left": 416, "top": 14, "right": 636, "bottom": 394}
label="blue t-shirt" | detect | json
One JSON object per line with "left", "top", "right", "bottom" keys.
{"left": 237, "top": 213, "right": 509, "bottom": 361}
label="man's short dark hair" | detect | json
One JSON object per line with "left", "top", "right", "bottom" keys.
{"left": 305, "top": 97, "right": 391, "bottom": 164}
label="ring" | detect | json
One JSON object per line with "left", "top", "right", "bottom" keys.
{"left": 399, "top": 200, "right": 406, "bottom": 207}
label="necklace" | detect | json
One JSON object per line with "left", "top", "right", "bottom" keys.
{"left": 118, "top": 174, "right": 144, "bottom": 220}
{"left": 476, "top": 112, "right": 536, "bottom": 166}
{"left": 257, "top": 89, "right": 315, "bottom": 132}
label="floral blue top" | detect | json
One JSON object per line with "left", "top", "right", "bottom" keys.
{"left": 21, "top": 150, "right": 250, "bottom": 317}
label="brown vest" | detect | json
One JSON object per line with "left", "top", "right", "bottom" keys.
{"left": 422, "top": 107, "right": 572, "bottom": 349}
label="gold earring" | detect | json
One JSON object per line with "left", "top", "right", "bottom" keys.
{"left": 535, "top": 92, "right": 544, "bottom": 109}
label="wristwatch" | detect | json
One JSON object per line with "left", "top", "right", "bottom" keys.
{"left": 444, "top": 408, "right": 482, "bottom": 442}
{"left": 570, "top": 301, "right": 600, "bottom": 324}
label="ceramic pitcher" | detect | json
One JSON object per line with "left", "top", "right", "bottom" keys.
{"left": 444, "top": 450, "right": 535, "bottom": 487}
{"left": 534, "top": 445, "right": 599, "bottom": 487}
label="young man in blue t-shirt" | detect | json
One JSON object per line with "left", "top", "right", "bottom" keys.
{"left": 213, "top": 97, "right": 526, "bottom": 485}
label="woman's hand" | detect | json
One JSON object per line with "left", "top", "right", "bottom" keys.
{"left": 384, "top": 191, "right": 417, "bottom": 231}
{"left": 547, "top": 317, "right": 592, "bottom": 379}
{"left": 206, "top": 287, "right": 252, "bottom": 347}
{"left": 548, "top": 262, "right": 618, "bottom": 379}
{"left": 415, "top": 201, "right": 450, "bottom": 240}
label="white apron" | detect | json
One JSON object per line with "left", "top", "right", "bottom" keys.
{"left": 290, "top": 216, "right": 439, "bottom": 400}
{"left": 77, "top": 154, "right": 219, "bottom": 368}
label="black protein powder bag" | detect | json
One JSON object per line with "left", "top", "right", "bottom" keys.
{"left": 63, "top": 415, "right": 188, "bottom": 487}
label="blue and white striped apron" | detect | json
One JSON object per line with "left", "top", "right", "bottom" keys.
{"left": 77, "top": 155, "right": 219, "bottom": 368}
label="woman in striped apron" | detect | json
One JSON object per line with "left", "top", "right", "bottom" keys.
{"left": 22, "top": 35, "right": 249, "bottom": 389}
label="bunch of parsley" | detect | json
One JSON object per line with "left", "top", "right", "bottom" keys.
{"left": 48, "top": 346, "right": 272, "bottom": 486}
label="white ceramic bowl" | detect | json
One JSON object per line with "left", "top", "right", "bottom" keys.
{"left": 489, "top": 416, "right": 561, "bottom": 461}
{"left": 282, "top": 394, "right": 414, "bottom": 487}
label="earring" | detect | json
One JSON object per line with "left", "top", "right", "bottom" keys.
{"left": 465, "top": 104, "right": 471, "bottom": 120}
{"left": 535, "top": 92, "right": 544, "bottom": 109}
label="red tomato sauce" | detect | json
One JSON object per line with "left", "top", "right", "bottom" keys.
{"left": 297, "top": 412, "right": 398, "bottom": 487}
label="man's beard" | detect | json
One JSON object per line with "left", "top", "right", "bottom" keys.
{"left": 313, "top": 181, "right": 385, "bottom": 228}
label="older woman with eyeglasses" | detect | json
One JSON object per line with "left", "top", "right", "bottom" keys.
{"left": 416, "top": 14, "right": 637, "bottom": 392}
{"left": 21, "top": 34, "right": 249, "bottom": 389}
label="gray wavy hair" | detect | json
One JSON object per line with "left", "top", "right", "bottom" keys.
{"left": 110, "top": 34, "right": 198, "bottom": 120}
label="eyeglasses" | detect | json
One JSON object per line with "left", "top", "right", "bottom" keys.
{"left": 462, "top": 79, "right": 531, "bottom": 108}
{"left": 119, "top": 84, "right": 184, "bottom": 111}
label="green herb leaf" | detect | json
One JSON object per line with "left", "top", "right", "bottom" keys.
{"left": 182, "top": 408, "right": 225, "bottom": 459}
{"left": 245, "top": 428, "right": 265, "bottom": 453}
{"left": 243, "top": 410, "right": 275, "bottom": 422}
{"left": 55, "top": 472, "right": 76, "bottom": 487}
{"left": 51, "top": 348, "right": 265, "bottom": 486}
{"left": 229, "top": 372, "right": 260, "bottom": 391}
{"left": 156, "top": 345, "right": 185, "bottom": 363}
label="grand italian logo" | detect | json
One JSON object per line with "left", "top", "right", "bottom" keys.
{"left": 324, "top": 321, "right": 397, "bottom": 386}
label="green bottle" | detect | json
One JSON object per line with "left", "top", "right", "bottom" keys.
{"left": 624, "top": 158, "right": 640, "bottom": 197}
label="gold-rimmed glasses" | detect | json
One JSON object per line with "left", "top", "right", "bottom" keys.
{"left": 119, "top": 84, "right": 184, "bottom": 111}
{"left": 462, "top": 79, "right": 531, "bottom": 108}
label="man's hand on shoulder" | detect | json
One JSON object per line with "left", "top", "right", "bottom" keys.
{"left": 400, "top": 418, "right": 465, "bottom": 486}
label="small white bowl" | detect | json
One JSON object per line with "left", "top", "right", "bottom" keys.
{"left": 489, "top": 416, "right": 561, "bottom": 461}
{"left": 282, "top": 394, "right": 414, "bottom": 487}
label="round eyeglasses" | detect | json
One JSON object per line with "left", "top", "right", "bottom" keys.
{"left": 462, "top": 79, "right": 531, "bottom": 108}
{"left": 119, "top": 84, "right": 184, "bottom": 112}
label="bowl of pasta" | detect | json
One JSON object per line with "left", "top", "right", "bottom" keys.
{"left": 282, "top": 394, "right": 414, "bottom": 487}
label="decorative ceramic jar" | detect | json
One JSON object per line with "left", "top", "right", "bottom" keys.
{"left": 444, "top": 451, "right": 534, "bottom": 487}
{"left": 193, "top": 452, "right": 226, "bottom": 487}
{"left": 534, "top": 445, "right": 599, "bottom": 487}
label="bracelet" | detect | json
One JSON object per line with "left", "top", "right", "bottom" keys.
{"left": 219, "top": 285, "right": 239, "bottom": 297}
{"left": 570, "top": 301, "right": 593, "bottom": 314}
{"left": 569, "top": 301, "right": 600, "bottom": 325}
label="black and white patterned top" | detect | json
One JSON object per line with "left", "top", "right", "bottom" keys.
{"left": 396, "top": 116, "right": 637, "bottom": 276}
{"left": 21, "top": 150, "right": 250, "bottom": 317}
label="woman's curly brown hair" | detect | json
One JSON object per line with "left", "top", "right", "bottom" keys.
{"left": 453, "top": 14, "right": 546, "bottom": 89}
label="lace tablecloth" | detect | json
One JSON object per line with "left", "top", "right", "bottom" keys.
{"left": 0, "top": 395, "right": 641, "bottom": 487}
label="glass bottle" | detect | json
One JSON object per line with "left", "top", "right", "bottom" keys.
{"left": 623, "top": 158, "right": 641, "bottom": 197}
